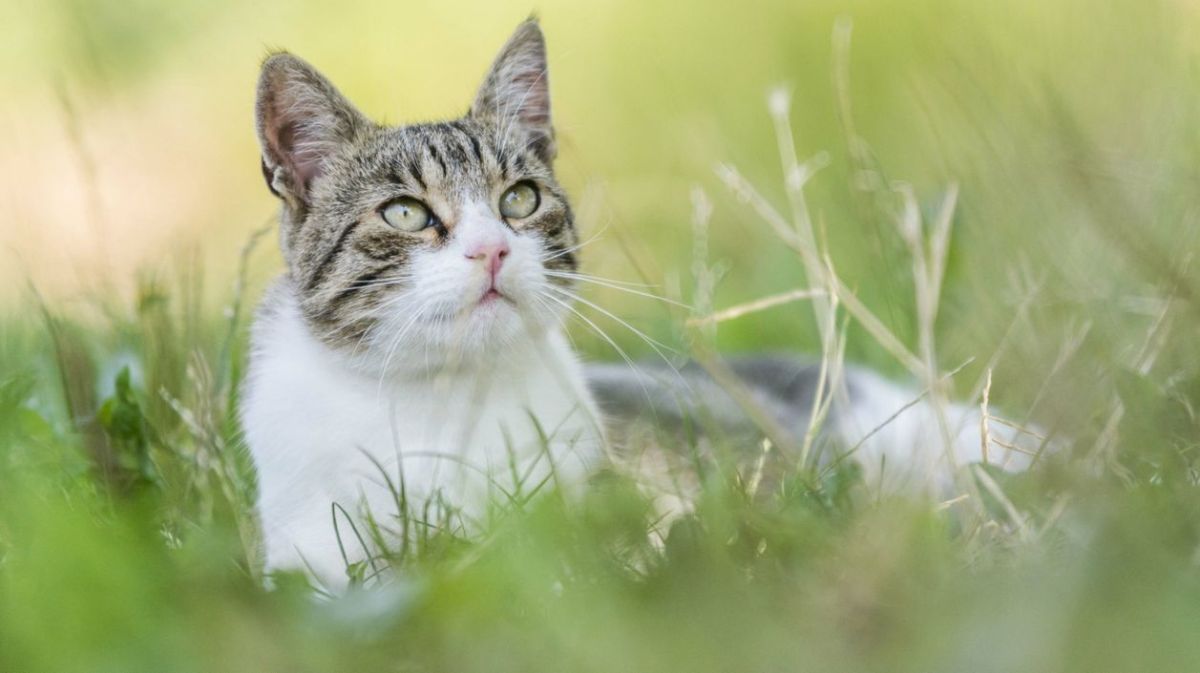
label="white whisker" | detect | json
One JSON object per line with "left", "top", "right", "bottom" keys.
{"left": 548, "top": 285, "right": 678, "bottom": 359}
{"left": 542, "top": 227, "right": 606, "bottom": 263}
{"left": 541, "top": 293, "right": 630, "bottom": 362}
{"left": 347, "top": 274, "right": 416, "bottom": 290}
{"left": 540, "top": 291, "right": 655, "bottom": 392}
{"left": 543, "top": 270, "right": 656, "bottom": 289}
{"left": 545, "top": 271, "right": 692, "bottom": 309}
{"left": 375, "top": 298, "right": 437, "bottom": 396}
{"left": 350, "top": 287, "right": 422, "bottom": 359}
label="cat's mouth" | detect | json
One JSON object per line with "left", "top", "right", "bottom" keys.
{"left": 477, "top": 285, "right": 515, "bottom": 308}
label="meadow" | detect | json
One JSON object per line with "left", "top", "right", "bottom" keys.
{"left": 2, "top": 1, "right": 1199, "bottom": 671}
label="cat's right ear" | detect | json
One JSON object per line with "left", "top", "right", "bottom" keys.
{"left": 470, "top": 20, "right": 555, "bottom": 164}
{"left": 255, "top": 53, "right": 367, "bottom": 205}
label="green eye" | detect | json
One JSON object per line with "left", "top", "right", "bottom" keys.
{"left": 381, "top": 197, "right": 432, "bottom": 232}
{"left": 499, "top": 182, "right": 540, "bottom": 219}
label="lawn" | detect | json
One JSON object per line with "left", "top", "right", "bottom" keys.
{"left": 2, "top": 1, "right": 1199, "bottom": 671}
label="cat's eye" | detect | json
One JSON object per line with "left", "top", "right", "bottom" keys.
{"left": 499, "top": 182, "right": 540, "bottom": 220}
{"left": 381, "top": 197, "right": 433, "bottom": 232}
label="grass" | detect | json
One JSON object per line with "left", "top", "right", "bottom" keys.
{"left": 4, "top": 2, "right": 1200, "bottom": 671}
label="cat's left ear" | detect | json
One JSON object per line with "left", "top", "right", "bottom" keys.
{"left": 470, "top": 19, "right": 555, "bottom": 164}
{"left": 256, "top": 53, "right": 369, "bottom": 205}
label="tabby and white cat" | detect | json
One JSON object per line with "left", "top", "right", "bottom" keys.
{"left": 242, "top": 20, "right": 1031, "bottom": 589}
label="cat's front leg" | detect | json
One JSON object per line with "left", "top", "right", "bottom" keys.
{"left": 259, "top": 498, "right": 358, "bottom": 592}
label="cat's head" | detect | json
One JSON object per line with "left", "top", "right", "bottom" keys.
{"left": 255, "top": 20, "right": 578, "bottom": 374}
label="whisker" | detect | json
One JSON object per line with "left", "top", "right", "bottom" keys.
{"left": 538, "top": 291, "right": 676, "bottom": 422}
{"left": 544, "top": 271, "right": 692, "bottom": 309}
{"left": 543, "top": 269, "right": 657, "bottom": 289}
{"left": 548, "top": 285, "right": 698, "bottom": 403}
{"left": 527, "top": 294, "right": 564, "bottom": 330}
{"left": 350, "top": 287, "right": 423, "bottom": 359}
{"left": 347, "top": 274, "right": 415, "bottom": 290}
{"left": 540, "top": 290, "right": 654, "bottom": 388}
{"left": 542, "top": 227, "right": 606, "bottom": 263}
{"left": 376, "top": 298, "right": 437, "bottom": 396}
{"left": 548, "top": 285, "right": 679, "bottom": 358}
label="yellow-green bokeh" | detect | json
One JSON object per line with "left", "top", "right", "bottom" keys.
{"left": 2, "top": 0, "right": 1197, "bottom": 385}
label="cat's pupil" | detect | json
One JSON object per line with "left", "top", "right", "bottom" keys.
{"left": 382, "top": 197, "right": 432, "bottom": 232}
{"left": 500, "top": 182, "right": 539, "bottom": 219}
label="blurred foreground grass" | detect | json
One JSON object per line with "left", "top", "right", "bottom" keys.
{"left": 3, "top": 0, "right": 1200, "bottom": 671}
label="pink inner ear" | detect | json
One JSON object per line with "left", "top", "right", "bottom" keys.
{"left": 267, "top": 112, "right": 330, "bottom": 198}
{"left": 471, "top": 23, "right": 554, "bottom": 153}
{"left": 257, "top": 53, "right": 368, "bottom": 201}
{"left": 278, "top": 121, "right": 324, "bottom": 190}
{"left": 511, "top": 71, "right": 551, "bottom": 125}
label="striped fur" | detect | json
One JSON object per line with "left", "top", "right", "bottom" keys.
{"left": 254, "top": 20, "right": 578, "bottom": 360}
{"left": 244, "top": 20, "right": 607, "bottom": 588}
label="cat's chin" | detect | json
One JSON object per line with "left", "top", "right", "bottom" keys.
{"left": 456, "top": 296, "right": 548, "bottom": 348}
{"left": 346, "top": 299, "right": 556, "bottom": 378}
{"left": 469, "top": 290, "right": 516, "bottom": 317}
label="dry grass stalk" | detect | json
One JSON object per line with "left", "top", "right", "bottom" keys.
{"left": 712, "top": 162, "right": 925, "bottom": 375}
{"left": 968, "top": 269, "right": 1044, "bottom": 402}
{"left": 894, "top": 184, "right": 960, "bottom": 477}
{"left": 972, "top": 465, "right": 1032, "bottom": 542}
{"left": 685, "top": 288, "right": 826, "bottom": 327}
{"left": 980, "top": 368, "right": 993, "bottom": 466}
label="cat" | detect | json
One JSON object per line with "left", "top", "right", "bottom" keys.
{"left": 241, "top": 19, "right": 1034, "bottom": 591}
{"left": 243, "top": 20, "right": 604, "bottom": 589}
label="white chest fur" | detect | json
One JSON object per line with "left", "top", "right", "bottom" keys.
{"left": 240, "top": 286, "right": 604, "bottom": 588}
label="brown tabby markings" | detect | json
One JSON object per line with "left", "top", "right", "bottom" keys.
{"left": 255, "top": 21, "right": 577, "bottom": 349}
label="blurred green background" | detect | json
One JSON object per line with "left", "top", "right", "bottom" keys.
{"left": 4, "top": 0, "right": 1198, "bottom": 381}
{"left": 2, "top": 0, "right": 1200, "bottom": 671}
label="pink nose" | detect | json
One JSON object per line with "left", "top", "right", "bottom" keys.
{"left": 465, "top": 241, "right": 510, "bottom": 277}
